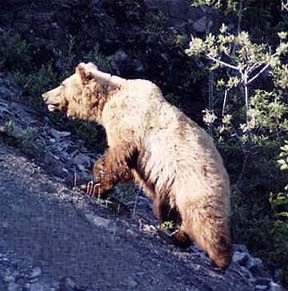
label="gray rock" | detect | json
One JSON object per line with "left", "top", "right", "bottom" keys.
{"left": 240, "top": 266, "right": 254, "bottom": 281}
{"left": 7, "top": 282, "right": 19, "bottom": 291}
{"left": 269, "top": 282, "right": 282, "bottom": 291}
{"left": 0, "top": 79, "right": 97, "bottom": 184}
{"left": 125, "top": 276, "right": 138, "bottom": 289}
{"left": 29, "top": 267, "right": 42, "bottom": 279}
{"left": 193, "top": 16, "right": 212, "bottom": 33}
{"left": 252, "top": 258, "right": 264, "bottom": 268}
{"left": 233, "top": 251, "right": 249, "bottom": 266}
{"left": 256, "top": 277, "right": 272, "bottom": 285}
{"left": 60, "top": 277, "right": 79, "bottom": 290}
{"left": 248, "top": 257, "right": 266, "bottom": 277}
{"left": 234, "top": 244, "right": 249, "bottom": 253}
{"left": 4, "top": 273, "right": 16, "bottom": 283}
{"left": 0, "top": 74, "right": 22, "bottom": 101}
{"left": 29, "top": 282, "right": 50, "bottom": 291}
{"left": 85, "top": 213, "right": 114, "bottom": 231}
{"left": 50, "top": 128, "right": 71, "bottom": 140}
{"left": 255, "top": 285, "right": 268, "bottom": 290}
{"left": 70, "top": 153, "right": 92, "bottom": 169}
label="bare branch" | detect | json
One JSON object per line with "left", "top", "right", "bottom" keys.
{"left": 222, "top": 88, "right": 229, "bottom": 116}
{"left": 247, "top": 63, "right": 271, "bottom": 84}
{"left": 208, "top": 71, "right": 214, "bottom": 111}
{"left": 237, "top": 0, "right": 243, "bottom": 34}
{"left": 247, "top": 61, "right": 265, "bottom": 75}
{"left": 282, "top": 0, "right": 288, "bottom": 11}
{"left": 244, "top": 83, "right": 249, "bottom": 115}
{"left": 207, "top": 55, "right": 239, "bottom": 71}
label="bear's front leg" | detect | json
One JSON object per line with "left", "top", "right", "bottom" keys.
{"left": 86, "top": 147, "right": 133, "bottom": 197}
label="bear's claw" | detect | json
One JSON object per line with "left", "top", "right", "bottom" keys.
{"left": 79, "top": 180, "right": 130, "bottom": 217}
{"left": 78, "top": 181, "right": 101, "bottom": 197}
{"left": 86, "top": 180, "right": 101, "bottom": 197}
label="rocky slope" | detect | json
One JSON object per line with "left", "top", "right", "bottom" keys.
{"left": 0, "top": 1, "right": 286, "bottom": 289}
{"left": 0, "top": 70, "right": 284, "bottom": 291}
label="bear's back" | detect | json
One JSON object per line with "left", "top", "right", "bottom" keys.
{"left": 102, "top": 79, "right": 229, "bottom": 202}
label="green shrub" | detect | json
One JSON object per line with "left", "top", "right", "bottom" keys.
{"left": 5, "top": 121, "right": 46, "bottom": 159}
{"left": 186, "top": 18, "right": 288, "bottom": 284}
{"left": 0, "top": 31, "right": 31, "bottom": 69}
{"left": 84, "top": 44, "right": 111, "bottom": 71}
{"left": 11, "top": 65, "right": 56, "bottom": 109}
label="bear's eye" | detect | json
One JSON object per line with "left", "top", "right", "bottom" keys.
{"left": 86, "top": 73, "right": 94, "bottom": 82}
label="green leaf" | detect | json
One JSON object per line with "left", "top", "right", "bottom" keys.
{"left": 280, "top": 164, "right": 288, "bottom": 171}
{"left": 219, "top": 23, "right": 227, "bottom": 34}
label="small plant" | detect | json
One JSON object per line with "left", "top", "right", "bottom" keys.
{"left": 159, "top": 221, "right": 175, "bottom": 232}
{"left": 190, "top": 0, "right": 242, "bottom": 30}
{"left": 0, "top": 31, "right": 31, "bottom": 70}
{"left": 10, "top": 65, "right": 56, "bottom": 114}
{"left": 269, "top": 143, "right": 288, "bottom": 283}
{"left": 53, "top": 34, "right": 77, "bottom": 76}
{"left": 5, "top": 121, "right": 45, "bottom": 159}
{"left": 83, "top": 44, "right": 111, "bottom": 71}
{"left": 19, "top": 127, "right": 45, "bottom": 158}
{"left": 11, "top": 65, "right": 55, "bottom": 101}
{"left": 248, "top": 90, "right": 288, "bottom": 134}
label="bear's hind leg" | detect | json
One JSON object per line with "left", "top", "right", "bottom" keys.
{"left": 183, "top": 203, "right": 232, "bottom": 269}
{"left": 170, "top": 228, "right": 191, "bottom": 248}
{"left": 153, "top": 197, "right": 191, "bottom": 248}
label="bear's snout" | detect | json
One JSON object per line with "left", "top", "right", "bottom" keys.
{"left": 42, "top": 92, "right": 48, "bottom": 102}
{"left": 42, "top": 88, "right": 64, "bottom": 112}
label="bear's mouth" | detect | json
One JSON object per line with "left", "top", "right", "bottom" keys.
{"left": 47, "top": 103, "right": 59, "bottom": 112}
{"left": 42, "top": 93, "right": 59, "bottom": 112}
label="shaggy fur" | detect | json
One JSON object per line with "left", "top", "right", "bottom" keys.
{"left": 43, "top": 62, "right": 232, "bottom": 269}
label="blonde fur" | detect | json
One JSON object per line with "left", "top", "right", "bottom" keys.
{"left": 43, "top": 62, "right": 232, "bottom": 269}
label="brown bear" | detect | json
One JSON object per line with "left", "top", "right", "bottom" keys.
{"left": 42, "top": 62, "right": 232, "bottom": 269}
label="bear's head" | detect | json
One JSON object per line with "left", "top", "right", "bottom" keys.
{"left": 42, "top": 62, "right": 121, "bottom": 121}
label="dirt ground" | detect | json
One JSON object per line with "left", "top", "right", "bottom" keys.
{"left": 0, "top": 142, "right": 256, "bottom": 291}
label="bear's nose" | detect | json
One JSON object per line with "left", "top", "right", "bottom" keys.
{"left": 42, "top": 93, "right": 48, "bottom": 101}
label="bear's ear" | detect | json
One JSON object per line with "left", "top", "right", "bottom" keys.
{"left": 76, "top": 62, "right": 98, "bottom": 84}
{"left": 76, "top": 62, "right": 121, "bottom": 89}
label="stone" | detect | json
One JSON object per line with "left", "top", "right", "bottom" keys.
{"left": 232, "top": 251, "right": 249, "bottom": 266}
{"left": 4, "top": 274, "right": 16, "bottom": 283}
{"left": 71, "top": 153, "right": 92, "bottom": 168}
{"left": 50, "top": 128, "right": 71, "bottom": 140}
{"left": 255, "top": 284, "right": 268, "bottom": 290}
{"left": 29, "top": 282, "right": 49, "bottom": 291}
{"left": 240, "top": 266, "right": 254, "bottom": 281}
{"left": 269, "top": 282, "right": 282, "bottom": 291}
{"left": 85, "top": 213, "right": 113, "bottom": 231}
{"left": 29, "top": 267, "right": 42, "bottom": 279}
{"left": 193, "top": 16, "right": 209, "bottom": 33}
{"left": 7, "top": 282, "right": 19, "bottom": 291}
{"left": 0, "top": 74, "right": 22, "bottom": 101}
{"left": 125, "top": 276, "right": 138, "bottom": 289}
{"left": 248, "top": 257, "right": 267, "bottom": 277}
{"left": 234, "top": 244, "right": 249, "bottom": 253}
{"left": 255, "top": 277, "right": 271, "bottom": 285}
{"left": 60, "top": 277, "right": 79, "bottom": 290}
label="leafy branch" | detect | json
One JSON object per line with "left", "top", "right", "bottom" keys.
{"left": 185, "top": 25, "right": 288, "bottom": 120}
